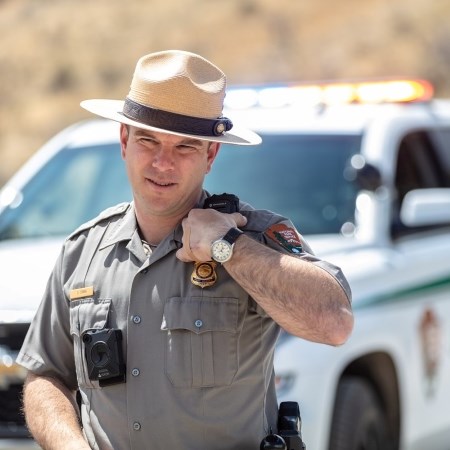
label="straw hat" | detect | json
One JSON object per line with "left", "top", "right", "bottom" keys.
{"left": 81, "top": 50, "right": 261, "bottom": 145}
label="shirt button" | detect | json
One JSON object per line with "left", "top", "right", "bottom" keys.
{"left": 142, "top": 268, "right": 148, "bottom": 274}
{"left": 131, "top": 368, "right": 140, "bottom": 377}
{"left": 132, "top": 315, "right": 142, "bottom": 324}
{"left": 133, "top": 422, "right": 141, "bottom": 431}
{"left": 194, "top": 319, "right": 203, "bottom": 328}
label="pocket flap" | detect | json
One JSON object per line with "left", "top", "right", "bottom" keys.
{"left": 70, "top": 298, "right": 111, "bottom": 336}
{"left": 161, "top": 297, "right": 238, "bottom": 334}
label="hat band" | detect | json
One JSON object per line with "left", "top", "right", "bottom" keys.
{"left": 123, "top": 98, "right": 233, "bottom": 137}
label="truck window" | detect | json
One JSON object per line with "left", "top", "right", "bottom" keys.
{"left": 0, "top": 143, "right": 131, "bottom": 240}
{"left": 206, "top": 133, "right": 361, "bottom": 235}
{"left": 392, "top": 129, "right": 449, "bottom": 238}
{"left": 431, "top": 128, "right": 450, "bottom": 186}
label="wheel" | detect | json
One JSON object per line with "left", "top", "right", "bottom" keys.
{"left": 328, "top": 376, "right": 391, "bottom": 450}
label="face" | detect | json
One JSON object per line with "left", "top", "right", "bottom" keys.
{"left": 120, "top": 124, "right": 220, "bottom": 220}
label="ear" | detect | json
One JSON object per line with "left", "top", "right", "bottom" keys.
{"left": 119, "top": 124, "right": 129, "bottom": 160}
{"left": 206, "top": 142, "right": 220, "bottom": 174}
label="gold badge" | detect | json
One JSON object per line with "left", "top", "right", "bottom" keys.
{"left": 191, "top": 261, "right": 217, "bottom": 288}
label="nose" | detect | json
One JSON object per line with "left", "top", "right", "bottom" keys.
{"left": 152, "top": 146, "right": 174, "bottom": 171}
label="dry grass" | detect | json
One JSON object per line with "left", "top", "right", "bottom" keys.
{"left": 1, "top": 0, "right": 450, "bottom": 183}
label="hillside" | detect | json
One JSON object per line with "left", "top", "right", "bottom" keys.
{"left": 1, "top": 0, "right": 450, "bottom": 183}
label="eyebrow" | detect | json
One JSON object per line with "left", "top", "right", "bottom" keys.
{"left": 179, "top": 138, "right": 205, "bottom": 146}
{"left": 134, "top": 130, "right": 204, "bottom": 147}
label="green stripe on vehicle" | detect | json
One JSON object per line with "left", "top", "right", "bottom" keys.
{"left": 354, "top": 275, "right": 450, "bottom": 310}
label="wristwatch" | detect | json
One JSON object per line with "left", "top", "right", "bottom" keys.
{"left": 210, "top": 227, "right": 244, "bottom": 263}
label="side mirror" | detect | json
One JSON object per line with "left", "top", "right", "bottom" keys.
{"left": 400, "top": 188, "right": 450, "bottom": 227}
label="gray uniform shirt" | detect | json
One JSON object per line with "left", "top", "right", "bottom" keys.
{"left": 17, "top": 193, "right": 351, "bottom": 450}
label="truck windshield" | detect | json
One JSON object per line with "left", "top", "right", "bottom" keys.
{"left": 206, "top": 134, "right": 361, "bottom": 235}
{"left": 0, "top": 143, "right": 132, "bottom": 240}
{"left": 0, "top": 133, "right": 361, "bottom": 241}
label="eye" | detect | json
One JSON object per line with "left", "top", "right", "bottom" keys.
{"left": 177, "top": 144, "right": 198, "bottom": 153}
{"left": 140, "top": 137, "right": 157, "bottom": 144}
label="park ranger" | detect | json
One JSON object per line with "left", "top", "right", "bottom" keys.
{"left": 17, "top": 50, "right": 353, "bottom": 450}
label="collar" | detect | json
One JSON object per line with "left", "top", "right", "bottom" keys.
{"left": 98, "top": 203, "right": 138, "bottom": 250}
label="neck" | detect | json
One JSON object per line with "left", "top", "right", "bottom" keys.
{"left": 134, "top": 199, "right": 202, "bottom": 245}
{"left": 133, "top": 189, "right": 205, "bottom": 244}
{"left": 135, "top": 210, "right": 181, "bottom": 245}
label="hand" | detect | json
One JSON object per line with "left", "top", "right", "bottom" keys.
{"left": 176, "top": 209, "right": 247, "bottom": 262}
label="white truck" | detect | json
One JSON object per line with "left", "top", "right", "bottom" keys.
{"left": 0, "top": 79, "right": 449, "bottom": 449}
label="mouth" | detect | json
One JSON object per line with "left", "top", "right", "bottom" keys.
{"left": 147, "top": 178, "right": 176, "bottom": 188}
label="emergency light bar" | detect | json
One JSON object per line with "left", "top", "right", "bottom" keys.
{"left": 225, "top": 79, "right": 434, "bottom": 109}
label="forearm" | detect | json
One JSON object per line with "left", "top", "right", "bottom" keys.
{"left": 176, "top": 208, "right": 353, "bottom": 344}
{"left": 224, "top": 235, "right": 353, "bottom": 345}
{"left": 23, "top": 372, "right": 90, "bottom": 450}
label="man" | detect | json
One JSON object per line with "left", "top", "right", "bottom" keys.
{"left": 17, "top": 50, "right": 353, "bottom": 450}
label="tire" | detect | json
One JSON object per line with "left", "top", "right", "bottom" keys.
{"left": 328, "top": 376, "right": 391, "bottom": 450}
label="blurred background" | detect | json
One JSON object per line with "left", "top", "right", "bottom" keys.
{"left": 1, "top": 0, "right": 450, "bottom": 184}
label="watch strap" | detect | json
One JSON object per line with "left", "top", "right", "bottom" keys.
{"left": 222, "top": 227, "right": 244, "bottom": 245}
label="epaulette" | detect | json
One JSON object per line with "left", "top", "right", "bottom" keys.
{"left": 66, "top": 202, "right": 131, "bottom": 241}
{"left": 241, "top": 205, "right": 288, "bottom": 234}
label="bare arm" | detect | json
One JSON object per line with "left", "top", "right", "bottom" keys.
{"left": 23, "top": 372, "right": 90, "bottom": 450}
{"left": 222, "top": 234, "right": 353, "bottom": 344}
{"left": 176, "top": 209, "right": 353, "bottom": 345}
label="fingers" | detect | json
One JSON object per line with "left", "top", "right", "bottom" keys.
{"left": 176, "top": 220, "right": 197, "bottom": 262}
{"left": 175, "top": 248, "right": 191, "bottom": 262}
{"left": 232, "top": 212, "right": 247, "bottom": 228}
{"left": 176, "top": 210, "right": 247, "bottom": 263}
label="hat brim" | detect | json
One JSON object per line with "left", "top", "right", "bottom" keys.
{"left": 80, "top": 99, "right": 262, "bottom": 146}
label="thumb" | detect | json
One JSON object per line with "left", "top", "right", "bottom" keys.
{"left": 176, "top": 247, "right": 190, "bottom": 262}
{"left": 232, "top": 212, "right": 247, "bottom": 228}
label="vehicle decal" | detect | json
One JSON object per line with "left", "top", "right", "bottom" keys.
{"left": 419, "top": 307, "right": 442, "bottom": 397}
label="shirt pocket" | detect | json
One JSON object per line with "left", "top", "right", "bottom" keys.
{"left": 69, "top": 298, "right": 111, "bottom": 389}
{"left": 161, "top": 296, "right": 239, "bottom": 388}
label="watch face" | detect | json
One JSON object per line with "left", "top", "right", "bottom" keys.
{"left": 211, "top": 240, "right": 233, "bottom": 263}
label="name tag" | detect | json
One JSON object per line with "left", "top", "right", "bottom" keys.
{"left": 69, "top": 286, "right": 94, "bottom": 300}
